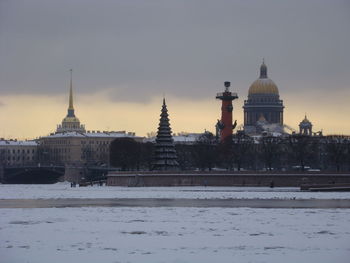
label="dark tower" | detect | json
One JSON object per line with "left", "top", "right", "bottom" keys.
{"left": 216, "top": 81, "right": 238, "bottom": 142}
{"left": 152, "top": 98, "right": 179, "bottom": 170}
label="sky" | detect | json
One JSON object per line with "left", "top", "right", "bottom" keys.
{"left": 0, "top": 0, "right": 349, "bottom": 139}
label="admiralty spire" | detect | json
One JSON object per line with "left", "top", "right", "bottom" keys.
{"left": 56, "top": 69, "right": 86, "bottom": 133}
{"left": 152, "top": 98, "right": 179, "bottom": 171}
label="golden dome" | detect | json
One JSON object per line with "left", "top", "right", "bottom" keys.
{"left": 248, "top": 61, "right": 279, "bottom": 95}
{"left": 62, "top": 116, "right": 80, "bottom": 123}
{"left": 248, "top": 78, "right": 279, "bottom": 95}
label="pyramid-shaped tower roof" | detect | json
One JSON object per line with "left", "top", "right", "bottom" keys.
{"left": 152, "top": 98, "right": 179, "bottom": 171}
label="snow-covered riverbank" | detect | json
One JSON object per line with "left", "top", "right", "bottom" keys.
{"left": 1, "top": 183, "right": 350, "bottom": 200}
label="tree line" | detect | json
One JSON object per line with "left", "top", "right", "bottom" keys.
{"left": 109, "top": 133, "right": 350, "bottom": 172}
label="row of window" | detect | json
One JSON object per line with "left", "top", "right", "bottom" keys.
{"left": 45, "top": 140, "right": 72, "bottom": 145}
{"left": 0, "top": 149, "right": 36, "bottom": 154}
{"left": 50, "top": 148, "right": 71, "bottom": 154}
{"left": 81, "top": 140, "right": 111, "bottom": 145}
{"left": 7, "top": 156, "right": 35, "bottom": 161}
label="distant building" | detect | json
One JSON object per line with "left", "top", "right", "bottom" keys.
{"left": 173, "top": 132, "right": 203, "bottom": 145}
{"left": 146, "top": 132, "right": 204, "bottom": 145}
{"left": 37, "top": 71, "right": 141, "bottom": 181}
{"left": 243, "top": 61, "right": 284, "bottom": 135}
{"left": 299, "top": 115, "right": 313, "bottom": 135}
{"left": 0, "top": 140, "right": 38, "bottom": 166}
{"left": 39, "top": 131, "right": 140, "bottom": 167}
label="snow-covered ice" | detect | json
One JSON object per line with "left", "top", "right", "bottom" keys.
{"left": 1, "top": 183, "right": 350, "bottom": 200}
{"left": 1, "top": 207, "right": 350, "bottom": 263}
{"left": 1, "top": 184, "right": 349, "bottom": 262}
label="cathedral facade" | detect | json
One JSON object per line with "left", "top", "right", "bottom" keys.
{"left": 243, "top": 61, "right": 284, "bottom": 134}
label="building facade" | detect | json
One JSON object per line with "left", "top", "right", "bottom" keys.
{"left": 39, "top": 131, "right": 140, "bottom": 167}
{"left": 0, "top": 140, "right": 38, "bottom": 166}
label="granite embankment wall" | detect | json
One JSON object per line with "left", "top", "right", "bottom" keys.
{"left": 106, "top": 172, "right": 350, "bottom": 187}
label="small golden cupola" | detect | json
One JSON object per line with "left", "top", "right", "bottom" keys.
{"left": 299, "top": 115, "right": 312, "bottom": 136}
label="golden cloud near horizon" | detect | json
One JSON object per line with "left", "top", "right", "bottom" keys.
{"left": 0, "top": 90, "right": 349, "bottom": 140}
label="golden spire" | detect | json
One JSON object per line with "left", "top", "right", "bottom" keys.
{"left": 69, "top": 69, "right": 74, "bottom": 110}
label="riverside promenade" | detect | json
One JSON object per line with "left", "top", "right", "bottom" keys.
{"left": 106, "top": 172, "right": 350, "bottom": 187}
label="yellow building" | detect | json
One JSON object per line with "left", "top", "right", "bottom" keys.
{"left": 37, "top": 71, "right": 142, "bottom": 181}
{"left": 39, "top": 131, "right": 140, "bottom": 166}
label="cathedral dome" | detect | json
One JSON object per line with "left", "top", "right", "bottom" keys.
{"left": 62, "top": 116, "right": 80, "bottom": 123}
{"left": 248, "top": 61, "right": 279, "bottom": 95}
{"left": 248, "top": 78, "right": 279, "bottom": 95}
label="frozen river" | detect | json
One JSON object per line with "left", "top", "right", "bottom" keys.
{"left": 1, "top": 207, "right": 350, "bottom": 263}
{"left": 1, "top": 184, "right": 350, "bottom": 263}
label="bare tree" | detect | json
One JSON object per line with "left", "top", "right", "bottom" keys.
{"left": 229, "top": 133, "right": 254, "bottom": 171}
{"left": 287, "top": 134, "right": 318, "bottom": 171}
{"left": 109, "top": 138, "right": 141, "bottom": 171}
{"left": 192, "top": 132, "right": 218, "bottom": 171}
{"left": 324, "top": 136, "right": 348, "bottom": 172}
{"left": 259, "top": 136, "right": 282, "bottom": 171}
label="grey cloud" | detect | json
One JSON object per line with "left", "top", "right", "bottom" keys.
{"left": 0, "top": 0, "right": 349, "bottom": 102}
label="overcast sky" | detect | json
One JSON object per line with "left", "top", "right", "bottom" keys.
{"left": 0, "top": 0, "right": 349, "bottom": 138}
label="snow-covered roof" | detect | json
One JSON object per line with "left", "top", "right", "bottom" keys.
{"left": 42, "top": 131, "right": 139, "bottom": 139}
{"left": 0, "top": 140, "right": 38, "bottom": 146}
{"left": 145, "top": 133, "right": 202, "bottom": 144}
{"left": 173, "top": 134, "right": 200, "bottom": 143}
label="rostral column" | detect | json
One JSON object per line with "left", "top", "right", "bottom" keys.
{"left": 216, "top": 81, "right": 238, "bottom": 142}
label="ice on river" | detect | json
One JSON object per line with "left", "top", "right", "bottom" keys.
{"left": 1, "top": 183, "right": 350, "bottom": 200}
{"left": 1, "top": 207, "right": 350, "bottom": 263}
